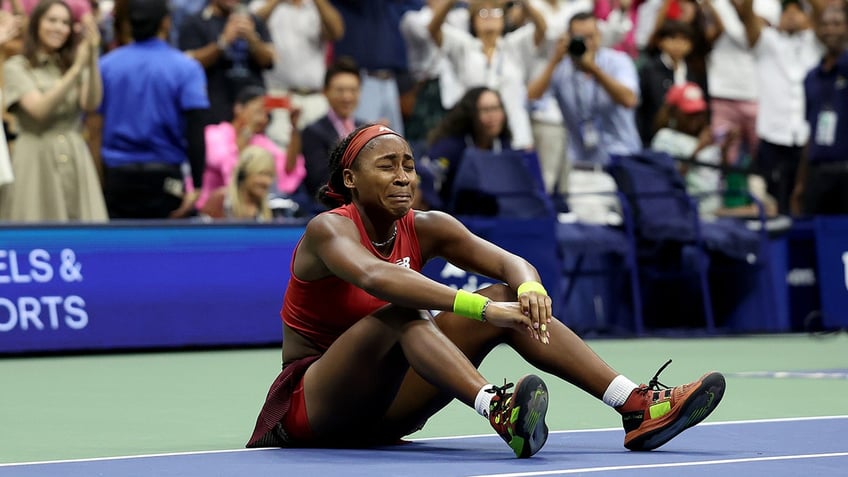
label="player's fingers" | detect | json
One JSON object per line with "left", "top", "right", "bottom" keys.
{"left": 518, "top": 293, "right": 530, "bottom": 316}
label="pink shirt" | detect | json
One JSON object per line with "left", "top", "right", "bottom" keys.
{"left": 5, "top": 0, "right": 92, "bottom": 21}
{"left": 195, "top": 122, "right": 307, "bottom": 208}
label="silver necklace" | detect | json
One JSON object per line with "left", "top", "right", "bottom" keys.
{"left": 371, "top": 225, "right": 397, "bottom": 248}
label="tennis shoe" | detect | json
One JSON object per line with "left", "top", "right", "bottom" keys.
{"left": 487, "top": 374, "right": 549, "bottom": 458}
{"left": 617, "top": 360, "right": 726, "bottom": 451}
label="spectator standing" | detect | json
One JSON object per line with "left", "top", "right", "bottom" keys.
{"left": 428, "top": 0, "right": 547, "bottom": 150}
{"left": 399, "top": 0, "right": 467, "bottom": 146}
{"left": 179, "top": 0, "right": 274, "bottom": 124}
{"left": 0, "top": 1, "right": 106, "bottom": 222}
{"left": 707, "top": 0, "right": 781, "bottom": 166}
{"left": 593, "top": 0, "right": 638, "bottom": 57}
{"left": 0, "top": 10, "right": 20, "bottom": 188}
{"left": 734, "top": 0, "right": 822, "bottom": 215}
{"left": 197, "top": 85, "right": 306, "bottom": 209}
{"left": 331, "top": 0, "right": 420, "bottom": 135}
{"left": 169, "top": 0, "right": 207, "bottom": 46}
{"left": 636, "top": 20, "right": 704, "bottom": 146}
{"left": 94, "top": 0, "right": 209, "bottom": 219}
{"left": 530, "top": 11, "right": 641, "bottom": 166}
{"left": 249, "top": 0, "right": 344, "bottom": 147}
{"left": 528, "top": 0, "right": 633, "bottom": 195}
{"left": 300, "top": 57, "right": 365, "bottom": 211}
{"left": 528, "top": 11, "right": 640, "bottom": 224}
{"left": 792, "top": 3, "right": 848, "bottom": 215}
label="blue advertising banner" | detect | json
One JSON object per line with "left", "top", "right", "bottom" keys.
{"left": 814, "top": 217, "right": 848, "bottom": 330}
{"left": 0, "top": 223, "right": 305, "bottom": 354}
{"left": 0, "top": 218, "right": 561, "bottom": 354}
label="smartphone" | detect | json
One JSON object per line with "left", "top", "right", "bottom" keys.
{"left": 264, "top": 95, "right": 291, "bottom": 110}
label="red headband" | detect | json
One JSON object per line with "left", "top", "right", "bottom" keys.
{"left": 341, "top": 124, "right": 402, "bottom": 169}
{"left": 326, "top": 124, "right": 403, "bottom": 202}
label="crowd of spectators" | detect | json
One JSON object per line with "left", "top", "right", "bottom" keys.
{"left": 0, "top": 0, "right": 846, "bottom": 223}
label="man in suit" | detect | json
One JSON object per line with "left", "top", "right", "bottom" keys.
{"left": 300, "top": 57, "right": 365, "bottom": 212}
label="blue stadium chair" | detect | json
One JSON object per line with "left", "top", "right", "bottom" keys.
{"left": 555, "top": 195, "right": 644, "bottom": 335}
{"left": 608, "top": 151, "right": 776, "bottom": 332}
{"left": 448, "top": 147, "right": 554, "bottom": 218}
{"left": 448, "top": 148, "right": 644, "bottom": 334}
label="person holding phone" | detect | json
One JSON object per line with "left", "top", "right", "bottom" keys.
{"left": 196, "top": 85, "right": 305, "bottom": 210}
{"left": 179, "top": 0, "right": 275, "bottom": 124}
{"left": 249, "top": 0, "right": 344, "bottom": 148}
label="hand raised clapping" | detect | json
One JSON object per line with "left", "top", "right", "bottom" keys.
{"left": 0, "top": 11, "right": 21, "bottom": 46}
{"left": 73, "top": 15, "right": 101, "bottom": 68}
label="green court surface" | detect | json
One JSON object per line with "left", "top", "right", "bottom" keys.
{"left": 1, "top": 333, "right": 846, "bottom": 464}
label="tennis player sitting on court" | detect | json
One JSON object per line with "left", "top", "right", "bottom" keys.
{"left": 246, "top": 124, "right": 726, "bottom": 457}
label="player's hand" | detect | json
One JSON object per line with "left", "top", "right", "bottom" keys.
{"left": 483, "top": 301, "right": 548, "bottom": 344}
{"left": 518, "top": 289, "right": 552, "bottom": 343}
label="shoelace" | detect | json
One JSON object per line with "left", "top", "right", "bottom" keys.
{"left": 640, "top": 359, "right": 673, "bottom": 393}
{"left": 486, "top": 379, "right": 515, "bottom": 408}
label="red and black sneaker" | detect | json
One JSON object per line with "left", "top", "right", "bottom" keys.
{"left": 487, "top": 374, "right": 550, "bottom": 458}
{"left": 617, "top": 360, "right": 726, "bottom": 451}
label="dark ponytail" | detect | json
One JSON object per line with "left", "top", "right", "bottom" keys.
{"left": 317, "top": 124, "right": 376, "bottom": 208}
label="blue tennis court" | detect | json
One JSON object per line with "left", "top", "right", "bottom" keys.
{"left": 2, "top": 416, "right": 845, "bottom": 476}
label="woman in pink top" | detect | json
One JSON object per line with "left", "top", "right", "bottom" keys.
{"left": 197, "top": 85, "right": 306, "bottom": 209}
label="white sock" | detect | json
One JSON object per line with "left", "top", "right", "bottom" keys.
{"left": 474, "top": 384, "right": 496, "bottom": 418}
{"left": 602, "top": 375, "right": 639, "bottom": 408}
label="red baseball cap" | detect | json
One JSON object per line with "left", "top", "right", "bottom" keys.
{"left": 665, "top": 82, "right": 707, "bottom": 114}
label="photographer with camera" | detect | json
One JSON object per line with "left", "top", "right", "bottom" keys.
{"left": 528, "top": 11, "right": 640, "bottom": 168}
{"left": 527, "top": 11, "right": 640, "bottom": 224}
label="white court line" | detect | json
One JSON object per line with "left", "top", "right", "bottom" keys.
{"left": 1, "top": 415, "right": 846, "bottom": 468}
{"left": 466, "top": 452, "right": 848, "bottom": 477}
{"left": 419, "top": 414, "right": 848, "bottom": 441}
{"left": 0, "top": 448, "right": 275, "bottom": 468}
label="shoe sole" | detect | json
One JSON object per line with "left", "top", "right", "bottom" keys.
{"left": 626, "top": 372, "right": 726, "bottom": 451}
{"left": 510, "top": 374, "right": 550, "bottom": 458}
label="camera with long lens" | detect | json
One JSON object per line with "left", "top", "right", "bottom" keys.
{"left": 568, "top": 36, "right": 587, "bottom": 58}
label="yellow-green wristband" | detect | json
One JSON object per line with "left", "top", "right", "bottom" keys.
{"left": 517, "top": 280, "right": 547, "bottom": 297}
{"left": 453, "top": 290, "right": 489, "bottom": 322}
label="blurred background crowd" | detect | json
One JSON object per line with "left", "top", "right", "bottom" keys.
{"left": 0, "top": 0, "right": 846, "bottom": 224}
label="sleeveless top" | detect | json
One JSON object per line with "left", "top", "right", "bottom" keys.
{"left": 282, "top": 203, "right": 423, "bottom": 351}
